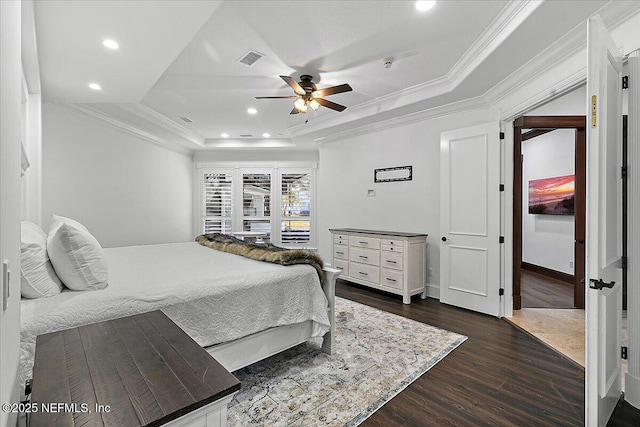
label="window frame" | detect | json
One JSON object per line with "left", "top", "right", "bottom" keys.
{"left": 196, "top": 162, "right": 317, "bottom": 249}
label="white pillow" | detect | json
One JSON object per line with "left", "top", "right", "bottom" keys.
{"left": 47, "top": 215, "right": 109, "bottom": 291}
{"left": 20, "top": 221, "right": 63, "bottom": 298}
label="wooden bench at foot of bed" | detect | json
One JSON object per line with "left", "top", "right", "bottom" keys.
{"left": 30, "top": 310, "right": 240, "bottom": 427}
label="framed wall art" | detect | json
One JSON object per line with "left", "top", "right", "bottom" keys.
{"left": 528, "top": 174, "right": 575, "bottom": 215}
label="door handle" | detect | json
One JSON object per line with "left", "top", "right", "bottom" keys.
{"left": 577, "top": 239, "right": 585, "bottom": 244}
{"left": 441, "top": 237, "right": 447, "bottom": 242}
{"left": 589, "top": 278, "right": 615, "bottom": 290}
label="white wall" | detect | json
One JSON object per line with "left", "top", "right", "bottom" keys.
{"left": 1, "top": 1, "right": 23, "bottom": 425}
{"left": 42, "top": 104, "right": 194, "bottom": 248}
{"left": 317, "top": 107, "right": 497, "bottom": 295}
{"left": 521, "top": 129, "right": 575, "bottom": 274}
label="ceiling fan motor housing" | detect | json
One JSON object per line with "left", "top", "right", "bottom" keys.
{"left": 299, "top": 75, "right": 317, "bottom": 93}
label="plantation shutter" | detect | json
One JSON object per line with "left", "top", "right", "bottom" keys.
{"left": 281, "top": 172, "right": 311, "bottom": 245}
{"left": 202, "top": 171, "right": 233, "bottom": 234}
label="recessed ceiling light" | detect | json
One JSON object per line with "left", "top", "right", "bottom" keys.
{"left": 102, "top": 39, "right": 119, "bottom": 50}
{"left": 88, "top": 83, "right": 102, "bottom": 91}
{"left": 262, "top": 133, "right": 271, "bottom": 138}
{"left": 247, "top": 108, "right": 258, "bottom": 115}
{"left": 415, "top": 1, "right": 436, "bottom": 12}
{"left": 221, "top": 133, "right": 229, "bottom": 138}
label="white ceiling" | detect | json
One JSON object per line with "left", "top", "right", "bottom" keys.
{"left": 32, "top": 0, "right": 640, "bottom": 150}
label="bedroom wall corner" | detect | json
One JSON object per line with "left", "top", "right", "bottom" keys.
{"left": 1, "top": 1, "right": 24, "bottom": 425}
{"left": 317, "top": 107, "right": 497, "bottom": 298}
{"left": 42, "top": 104, "right": 194, "bottom": 248}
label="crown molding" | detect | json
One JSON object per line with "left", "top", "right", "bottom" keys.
{"left": 57, "top": 103, "right": 192, "bottom": 155}
{"left": 498, "top": 66, "right": 586, "bottom": 121}
{"left": 53, "top": 2, "right": 640, "bottom": 153}
{"left": 315, "top": 96, "right": 488, "bottom": 145}
{"left": 119, "top": 103, "right": 206, "bottom": 147}
{"left": 484, "top": 22, "right": 586, "bottom": 108}
{"left": 307, "top": 1, "right": 640, "bottom": 144}
{"left": 446, "top": 0, "right": 543, "bottom": 85}
{"left": 289, "top": 0, "right": 542, "bottom": 139}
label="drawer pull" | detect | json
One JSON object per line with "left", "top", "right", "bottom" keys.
{"left": 336, "top": 251, "right": 344, "bottom": 255}
{"left": 358, "top": 271, "right": 368, "bottom": 276}
{"left": 390, "top": 248, "right": 394, "bottom": 251}
{"left": 386, "top": 278, "right": 397, "bottom": 282}
{"left": 359, "top": 241, "right": 368, "bottom": 244}
{"left": 386, "top": 260, "right": 397, "bottom": 264}
{"left": 358, "top": 255, "right": 368, "bottom": 259}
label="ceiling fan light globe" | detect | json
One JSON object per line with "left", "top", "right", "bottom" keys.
{"left": 309, "top": 99, "right": 320, "bottom": 111}
{"left": 294, "top": 98, "right": 306, "bottom": 109}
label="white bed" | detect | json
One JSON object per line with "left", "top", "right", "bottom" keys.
{"left": 20, "top": 241, "right": 338, "bottom": 388}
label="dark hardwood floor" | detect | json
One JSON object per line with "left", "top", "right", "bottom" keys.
{"left": 337, "top": 280, "right": 640, "bottom": 425}
{"left": 521, "top": 269, "right": 574, "bottom": 308}
{"left": 336, "top": 280, "right": 586, "bottom": 426}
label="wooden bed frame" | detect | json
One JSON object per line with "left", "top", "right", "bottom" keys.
{"left": 207, "top": 267, "right": 340, "bottom": 372}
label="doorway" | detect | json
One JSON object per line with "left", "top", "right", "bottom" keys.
{"left": 512, "top": 116, "right": 587, "bottom": 310}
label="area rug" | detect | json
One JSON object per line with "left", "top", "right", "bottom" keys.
{"left": 227, "top": 297, "right": 467, "bottom": 426}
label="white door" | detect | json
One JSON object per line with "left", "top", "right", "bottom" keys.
{"left": 585, "top": 15, "right": 624, "bottom": 427}
{"left": 440, "top": 122, "right": 501, "bottom": 316}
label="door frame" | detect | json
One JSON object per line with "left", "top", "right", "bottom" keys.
{"left": 512, "top": 116, "right": 586, "bottom": 310}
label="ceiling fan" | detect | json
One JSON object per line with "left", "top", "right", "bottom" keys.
{"left": 256, "top": 75, "right": 352, "bottom": 114}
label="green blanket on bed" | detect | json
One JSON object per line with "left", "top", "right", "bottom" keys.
{"left": 195, "top": 233, "right": 324, "bottom": 282}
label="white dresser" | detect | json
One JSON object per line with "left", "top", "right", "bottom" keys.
{"left": 329, "top": 228, "right": 427, "bottom": 304}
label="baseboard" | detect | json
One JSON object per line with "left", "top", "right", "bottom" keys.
{"left": 426, "top": 282, "right": 440, "bottom": 300}
{"left": 521, "top": 262, "right": 573, "bottom": 285}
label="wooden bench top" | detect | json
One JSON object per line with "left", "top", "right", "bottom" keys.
{"left": 30, "top": 310, "right": 240, "bottom": 426}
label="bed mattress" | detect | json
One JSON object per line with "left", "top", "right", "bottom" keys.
{"left": 20, "top": 242, "right": 330, "bottom": 387}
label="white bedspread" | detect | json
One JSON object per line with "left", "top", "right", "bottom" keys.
{"left": 20, "top": 242, "right": 330, "bottom": 387}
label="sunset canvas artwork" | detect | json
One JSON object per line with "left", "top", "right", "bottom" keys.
{"left": 528, "top": 174, "right": 575, "bottom": 215}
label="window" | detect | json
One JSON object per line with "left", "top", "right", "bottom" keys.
{"left": 202, "top": 171, "right": 233, "bottom": 234}
{"left": 197, "top": 165, "right": 315, "bottom": 248}
{"left": 242, "top": 172, "right": 271, "bottom": 233}
{"left": 281, "top": 172, "right": 312, "bottom": 245}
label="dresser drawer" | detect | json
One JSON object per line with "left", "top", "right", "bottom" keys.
{"left": 382, "top": 238, "right": 404, "bottom": 248}
{"left": 381, "top": 251, "right": 403, "bottom": 270}
{"left": 349, "top": 262, "right": 380, "bottom": 284}
{"left": 333, "top": 234, "right": 349, "bottom": 245}
{"left": 333, "top": 245, "right": 349, "bottom": 260}
{"left": 349, "top": 235, "right": 380, "bottom": 249}
{"left": 349, "top": 247, "right": 379, "bottom": 266}
{"left": 381, "top": 269, "right": 403, "bottom": 290}
{"left": 333, "top": 258, "right": 348, "bottom": 277}
{"left": 382, "top": 243, "right": 404, "bottom": 253}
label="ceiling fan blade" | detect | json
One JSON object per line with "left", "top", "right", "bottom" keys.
{"left": 255, "top": 95, "right": 299, "bottom": 99}
{"left": 281, "top": 75, "right": 306, "bottom": 96}
{"left": 313, "top": 83, "right": 352, "bottom": 97}
{"left": 290, "top": 107, "right": 300, "bottom": 115}
{"left": 316, "top": 97, "right": 347, "bottom": 112}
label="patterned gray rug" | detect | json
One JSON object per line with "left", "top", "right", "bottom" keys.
{"left": 227, "top": 297, "right": 467, "bottom": 426}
